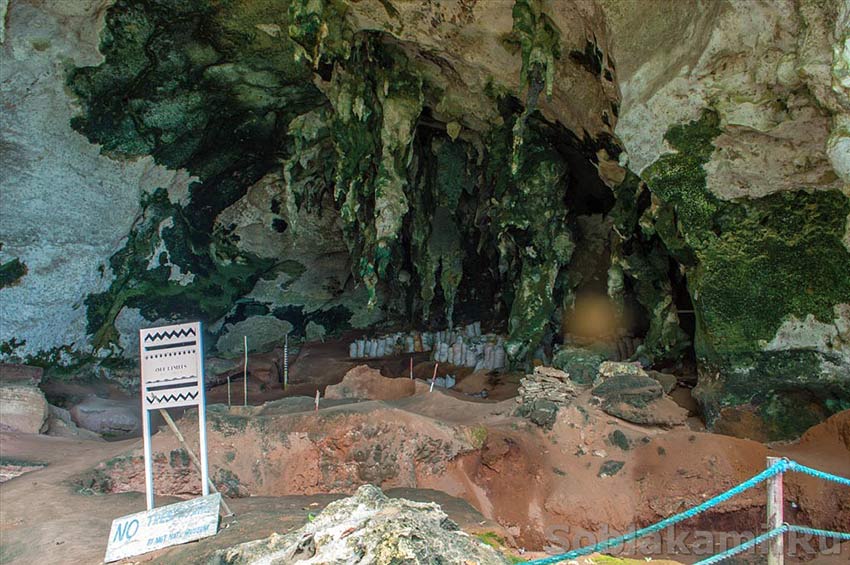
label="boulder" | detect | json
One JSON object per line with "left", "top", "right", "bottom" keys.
{"left": 210, "top": 484, "right": 510, "bottom": 564}
{"left": 592, "top": 374, "right": 662, "bottom": 408}
{"left": 515, "top": 399, "right": 560, "bottom": 430}
{"left": 601, "top": 397, "right": 689, "bottom": 427}
{"left": 69, "top": 396, "right": 141, "bottom": 438}
{"left": 324, "top": 365, "right": 416, "bottom": 401}
{"left": 0, "top": 364, "right": 43, "bottom": 384}
{"left": 646, "top": 370, "right": 678, "bottom": 394}
{"left": 552, "top": 346, "right": 605, "bottom": 384}
{"left": 592, "top": 374, "right": 687, "bottom": 427}
{"left": 0, "top": 378, "right": 48, "bottom": 434}
{"left": 46, "top": 404, "right": 103, "bottom": 440}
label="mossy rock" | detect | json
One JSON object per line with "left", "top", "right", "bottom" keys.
{"left": 552, "top": 346, "right": 605, "bottom": 384}
{"left": 591, "top": 375, "right": 662, "bottom": 408}
{"left": 515, "top": 399, "right": 560, "bottom": 429}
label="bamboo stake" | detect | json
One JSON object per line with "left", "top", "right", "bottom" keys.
{"left": 158, "top": 409, "right": 233, "bottom": 517}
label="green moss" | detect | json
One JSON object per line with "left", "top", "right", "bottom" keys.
{"left": 68, "top": 0, "right": 326, "bottom": 352}
{"left": 489, "top": 116, "right": 574, "bottom": 362}
{"left": 169, "top": 448, "right": 191, "bottom": 468}
{"left": 695, "top": 190, "right": 850, "bottom": 355}
{"left": 208, "top": 406, "right": 250, "bottom": 436}
{"left": 644, "top": 109, "right": 850, "bottom": 437}
{"left": 287, "top": 0, "right": 351, "bottom": 66}
{"left": 0, "top": 457, "right": 47, "bottom": 468}
{"left": 644, "top": 110, "right": 850, "bottom": 357}
{"left": 0, "top": 257, "right": 27, "bottom": 289}
{"left": 511, "top": 0, "right": 561, "bottom": 99}
{"left": 84, "top": 188, "right": 277, "bottom": 351}
{"left": 469, "top": 425, "right": 488, "bottom": 449}
{"left": 214, "top": 467, "right": 242, "bottom": 497}
{"left": 476, "top": 531, "right": 505, "bottom": 549}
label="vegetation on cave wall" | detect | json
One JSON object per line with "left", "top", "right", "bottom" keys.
{"left": 642, "top": 110, "right": 850, "bottom": 437}
{"left": 607, "top": 172, "right": 690, "bottom": 363}
{"left": 283, "top": 2, "right": 583, "bottom": 359}
{"left": 644, "top": 111, "right": 850, "bottom": 357}
{"left": 67, "top": 0, "right": 326, "bottom": 352}
{"left": 68, "top": 0, "right": 681, "bottom": 366}
{"left": 0, "top": 243, "right": 27, "bottom": 289}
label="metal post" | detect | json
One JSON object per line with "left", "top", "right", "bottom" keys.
{"left": 142, "top": 407, "right": 155, "bottom": 510}
{"left": 198, "top": 326, "right": 211, "bottom": 498}
{"left": 767, "top": 456, "right": 784, "bottom": 565}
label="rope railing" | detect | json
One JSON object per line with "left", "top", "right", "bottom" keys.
{"left": 524, "top": 458, "right": 849, "bottom": 565}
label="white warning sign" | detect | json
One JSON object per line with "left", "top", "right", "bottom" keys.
{"left": 104, "top": 493, "right": 221, "bottom": 562}
{"left": 140, "top": 322, "right": 202, "bottom": 410}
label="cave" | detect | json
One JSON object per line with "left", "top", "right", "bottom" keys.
{"left": 1, "top": 1, "right": 849, "bottom": 562}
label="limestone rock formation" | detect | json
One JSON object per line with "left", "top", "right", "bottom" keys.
{"left": 515, "top": 366, "right": 579, "bottom": 428}
{"left": 324, "top": 364, "right": 416, "bottom": 401}
{"left": 0, "top": 365, "right": 48, "bottom": 434}
{"left": 69, "top": 396, "right": 141, "bottom": 438}
{"left": 1, "top": 0, "right": 848, "bottom": 438}
{"left": 210, "top": 484, "right": 510, "bottom": 564}
{"left": 45, "top": 404, "right": 103, "bottom": 440}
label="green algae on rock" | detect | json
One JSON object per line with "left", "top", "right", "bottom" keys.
{"left": 643, "top": 110, "right": 850, "bottom": 438}
{"left": 0, "top": 258, "right": 27, "bottom": 289}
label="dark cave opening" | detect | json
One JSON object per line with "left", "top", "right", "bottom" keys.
{"left": 383, "top": 104, "right": 698, "bottom": 369}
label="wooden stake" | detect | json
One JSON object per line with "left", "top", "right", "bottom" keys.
{"left": 243, "top": 336, "right": 248, "bottom": 407}
{"left": 409, "top": 357, "right": 413, "bottom": 380}
{"left": 767, "top": 456, "right": 784, "bottom": 565}
{"left": 430, "top": 362, "right": 439, "bottom": 392}
{"left": 226, "top": 375, "right": 231, "bottom": 408}
{"left": 315, "top": 389, "right": 320, "bottom": 411}
{"left": 158, "top": 409, "right": 233, "bottom": 517}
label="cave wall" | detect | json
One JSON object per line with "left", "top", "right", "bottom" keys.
{"left": 0, "top": 0, "right": 848, "bottom": 438}
{"left": 604, "top": 0, "right": 850, "bottom": 438}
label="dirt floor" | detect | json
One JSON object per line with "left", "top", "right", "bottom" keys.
{"left": 2, "top": 338, "right": 849, "bottom": 564}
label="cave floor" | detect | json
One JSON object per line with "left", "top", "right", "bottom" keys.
{"left": 0, "top": 432, "right": 513, "bottom": 564}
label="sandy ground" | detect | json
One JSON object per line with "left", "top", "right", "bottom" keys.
{"left": 3, "top": 338, "right": 848, "bottom": 564}
{"left": 0, "top": 432, "right": 509, "bottom": 564}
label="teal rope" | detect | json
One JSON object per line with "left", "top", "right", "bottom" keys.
{"left": 691, "top": 525, "right": 850, "bottom": 565}
{"left": 692, "top": 525, "right": 787, "bottom": 565}
{"left": 787, "top": 461, "right": 850, "bottom": 487}
{"left": 523, "top": 459, "right": 790, "bottom": 565}
{"left": 787, "top": 525, "right": 850, "bottom": 541}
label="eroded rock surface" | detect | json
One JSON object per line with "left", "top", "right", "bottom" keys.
{"left": 1, "top": 0, "right": 848, "bottom": 438}
{"left": 210, "top": 484, "right": 510, "bottom": 565}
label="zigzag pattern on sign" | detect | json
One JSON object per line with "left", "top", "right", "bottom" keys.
{"left": 146, "top": 390, "right": 199, "bottom": 404}
{"left": 144, "top": 328, "right": 197, "bottom": 342}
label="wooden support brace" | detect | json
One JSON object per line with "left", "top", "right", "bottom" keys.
{"left": 159, "top": 409, "right": 234, "bottom": 518}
